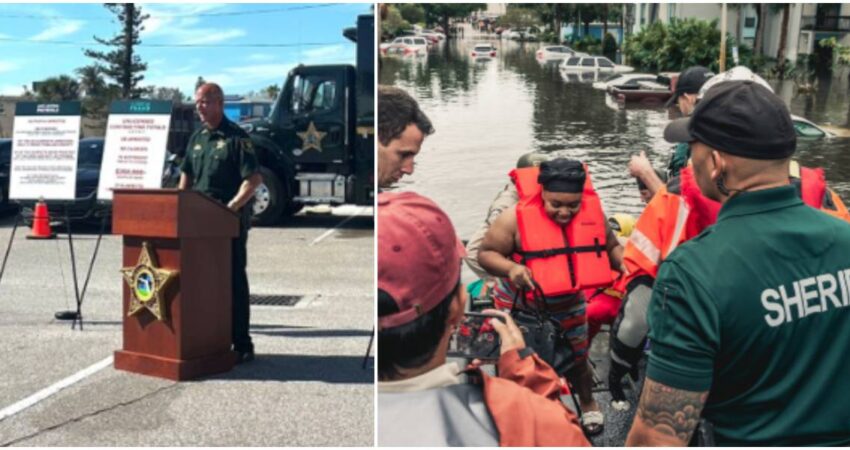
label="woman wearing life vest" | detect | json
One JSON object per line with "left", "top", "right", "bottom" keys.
{"left": 478, "top": 158, "right": 624, "bottom": 436}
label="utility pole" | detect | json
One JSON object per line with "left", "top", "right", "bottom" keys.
{"left": 720, "top": 3, "right": 727, "bottom": 72}
{"left": 123, "top": 3, "right": 134, "bottom": 99}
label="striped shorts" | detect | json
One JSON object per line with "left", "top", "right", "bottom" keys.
{"left": 490, "top": 278, "right": 589, "bottom": 362}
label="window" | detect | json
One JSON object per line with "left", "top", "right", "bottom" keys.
{"left": 289, "top": 75, "right": 314, "bottom": 115}
{"left": 581, "top": 58, "right": 596, "bottom": 67}
{"left": 598, "top": 58, "right": 614, "bottom": 68}
{"left": 310, "top": 80, "right": 337, "bottom": 113}
{"left": 566, "top": 57, "right": 580, "bottom": 66}
{"left": 745, "top": 17, "right": 756, "bottom": 28}
{"left": 794, "top": 121, "right": 826, "bottom": 138}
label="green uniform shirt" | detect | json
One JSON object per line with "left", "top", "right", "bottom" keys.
{"left": 646, "top": 186, "right": 850, "bottom": 446}
{"left": 180, "top": 116, "right": 258, "bottom": 205}
{"left": 666, "top": 142, "right": 690, "bottom": 179}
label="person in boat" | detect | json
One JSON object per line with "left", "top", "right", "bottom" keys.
{"left": 378, "top": 86, "right": 434, "bottom": 189}
{"left": 377, "top": 191, "right": 589, "bottom": 447}
{"left": 465, "top": 152, "right": 550, "bottom": 280}
{"left": 478, "top": 158, "right": 624, "bottom": 436}
{"left": 626, "top": 80, "right": 850, "bottom": 446}
{"left": 607, "top": 68, "right": 850, "bottom": 409}
{"left": 637, "top": 168, "right": 667, "bottom": 204}
{"left": 627, "top": 66, "right": 715, "bottom": 198}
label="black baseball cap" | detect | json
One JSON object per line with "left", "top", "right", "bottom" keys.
{"left": 666, "top": 66, "right": 715, "bottom": 108}
{"left": 664, "top": 80, "right": 796, "bottom": 160}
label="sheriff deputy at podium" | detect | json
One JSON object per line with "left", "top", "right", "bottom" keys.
{"left": 179, "top": 82, "right": 263, "bottom": 364}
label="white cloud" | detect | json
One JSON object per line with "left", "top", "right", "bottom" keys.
{"left": 0, "top": 61, "right": 20, "bottom": 73}
{"left": 179, "top": 29, "right": 246, "bottom": 45}
{"left": 303, "top": 45, "right": 347, "bottom": 62}
{"left": 247, "top": 53, "right": 276, "bottom": 62}
{"left": 0, "top": 84, "right": 25, "bottom": 96}
{"left": 28, "top": 8, "right": 84, "bottom": 42}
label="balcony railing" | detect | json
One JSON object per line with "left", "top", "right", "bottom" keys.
{"left": 801, "top": 15, "right": 850, "bottom": 32}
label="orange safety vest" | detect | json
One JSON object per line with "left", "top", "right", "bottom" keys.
{"left": 623, "top": 164, "right": 850, "bottom": 285}
{"left": 509, "top": 167, "right": 613, "bottom": 298}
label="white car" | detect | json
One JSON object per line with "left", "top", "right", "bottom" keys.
{"left": 560, "top": 55, "right": 633, "bottom": 73}
{"left": 419, "top": 29, "right": 446, "bottom": 41}
{"left": 592, "top": 73, "right": 658, "bottom": 90}
{"left": 471, "top": 43, "right": 497, "bottom": 59}
{"left": 536, "top": 45, "right": 577, "bottom": 61}
{"left": 379, "top": 36, "right": 429, "bottom": 55}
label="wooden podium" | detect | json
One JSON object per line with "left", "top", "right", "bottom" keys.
{"left": 112, "top": 188, "right": 239, "bottom": 380}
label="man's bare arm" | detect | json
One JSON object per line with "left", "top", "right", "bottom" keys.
{"left": 626, "top": 377, "right": 708, "bottom": 446}
{"left": 227, "top": 172, "right": 263, "bottom": 212}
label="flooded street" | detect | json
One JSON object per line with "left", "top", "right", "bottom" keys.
{"left": 380, "top": 37, "right": 850, "bottom": 243}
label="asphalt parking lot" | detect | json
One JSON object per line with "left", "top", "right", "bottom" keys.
{"left": 0, "top": 206, "right": 374, "bottom": 446}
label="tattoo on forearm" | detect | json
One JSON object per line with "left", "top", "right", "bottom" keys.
{"left": 636, "top": 379, "right": 708, "bottom": 443}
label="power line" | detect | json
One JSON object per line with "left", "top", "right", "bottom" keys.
{"left": 0, "top": 37, "right": 344, "bottom": 48}
{"left": 0, "top": 3, "right": 342, "bottom": 21}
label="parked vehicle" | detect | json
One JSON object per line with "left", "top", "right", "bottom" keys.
{"left": 381, "top": 42, "right": 425, "bottom": 58}
{"left": 609, "top": 80, "right": 672, "bottom": 106}
{"left": 238, "top": 13, "right": 374, "bottom": 225}
{"left": 471, "top": 43, "right": 497, "bottom": 59}
{"left": 536, "top": 45, "right": 577, "bottom": 61}
{"left": 379, "top": 36, "right": 428, "bottom": 55}
{"left": 505, "top": 27, "right": 539, "bottom": 41}
{"left": 592, "top": 73, "right": 658, "bottom": 90}
{"left": 560, "top": 56, "right": 633, "bottom": 73}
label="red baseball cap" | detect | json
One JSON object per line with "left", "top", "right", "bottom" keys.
{"left": 378, "top": 191, "right": 466, "bottom": 330}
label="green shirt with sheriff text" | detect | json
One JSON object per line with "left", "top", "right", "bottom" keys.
{"left": 646, "top": 185, "right": 850, "bottom": 446}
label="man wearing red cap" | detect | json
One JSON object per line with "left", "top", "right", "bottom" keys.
{"left": 377, "top": 191, "right": 588, "bottom": 447}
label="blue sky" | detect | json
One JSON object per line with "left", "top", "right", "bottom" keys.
{"left": 0, "top": 2, "right": 371, "bottom": 97}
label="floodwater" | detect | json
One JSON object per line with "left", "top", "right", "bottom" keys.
{"left": 379, "top": 37, "right": 850, "bottom": 243}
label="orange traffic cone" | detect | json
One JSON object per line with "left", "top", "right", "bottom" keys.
{"left": 27, "top": 198, "right": 55, "bottom": 240}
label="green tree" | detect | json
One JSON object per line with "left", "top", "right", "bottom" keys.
{"left": 84, "top": 4, "right": 150, "bottom": 99}
{"left": 33, "top": 75, "right": 80, "bottom": 101}
{"left": 398, "top": 4, "right": 425, "bottom": 25}
{"left": 421, "top": 4, "right": 483, "bottom": 38}
{"left": 75, "top": 64, "right": 119, "bottom": 124}
{"left": 148, "top": 86, "right": 186, "bottom": 103}
{"left": 195, "top": 76, "right": 206, "bottom": 92}
{"left": 263, "top": 84, "right": 281, "bottom": 100}
{"left": 381, "top": 5, "right": 410, "bottom": 39}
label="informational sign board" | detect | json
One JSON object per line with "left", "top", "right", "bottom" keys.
{"left": 97, "top": 100, "right": 172, "bottom": 201}
{"left": 10, "top": 102, "right": 81, "bottom": 200}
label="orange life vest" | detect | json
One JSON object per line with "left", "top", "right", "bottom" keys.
{"left": 679, "top": 165, "right": 829, "bottom": 240}
{"left": 509, "top": 166, "right": 613, "bottom": 298}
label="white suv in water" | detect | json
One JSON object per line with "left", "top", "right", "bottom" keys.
{"left": 560, "top": 56, "right": 634, "bottom": 73}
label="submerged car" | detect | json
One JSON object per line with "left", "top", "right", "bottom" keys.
{"left": 560, "top": 56, "right": 633, "bottom": 73}
{"left": 471, "top": 43, "right": 497, "bottom": 59}
{"left": 592, "top": 73, "right": 658, "bottom": 90}
{"left": 536, "top": 45, "right": 577, "bottom": 61}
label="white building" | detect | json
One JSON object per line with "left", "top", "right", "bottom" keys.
{"left": 630, "top": 3, "right": 850, "bottom": 64}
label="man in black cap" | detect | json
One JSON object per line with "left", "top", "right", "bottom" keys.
{"left": 479, "top": 157, "right": 624, "bottom": 435}
{"left": 626, "top": 80, "right": 850, "bottom": 446}
{"left": 627, "top": 66, "right": 714, "bottom": 197}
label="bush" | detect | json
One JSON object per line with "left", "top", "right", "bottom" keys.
{"left": 602, "top": 33, "right": 618, "bottom": 60}
{"left": 571, "top": 35, "right": 602, "bottom": 55}
{"left": 624, "top": 18, "right": 752, "bottom": 73}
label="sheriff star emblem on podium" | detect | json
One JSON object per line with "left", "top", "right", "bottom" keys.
{"left": 296, "top": 121, "right": 327, "bottom": 152}
{"left": 121, "top": 242, "right": 177, "bottom": 321}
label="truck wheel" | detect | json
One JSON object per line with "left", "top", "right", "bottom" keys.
{"left": 252, "top": 166, "right": 286, "bottom": 226}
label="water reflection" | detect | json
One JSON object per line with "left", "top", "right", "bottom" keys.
{"left": 379, "top": 39, "right": 850, "bottom": 239}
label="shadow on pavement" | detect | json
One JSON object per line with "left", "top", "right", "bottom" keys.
{"left": 212, "top": 354, "right": 374, "bottom": 384}
{"left": 252, "top": 328, "right": 372, "bottom": 338}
